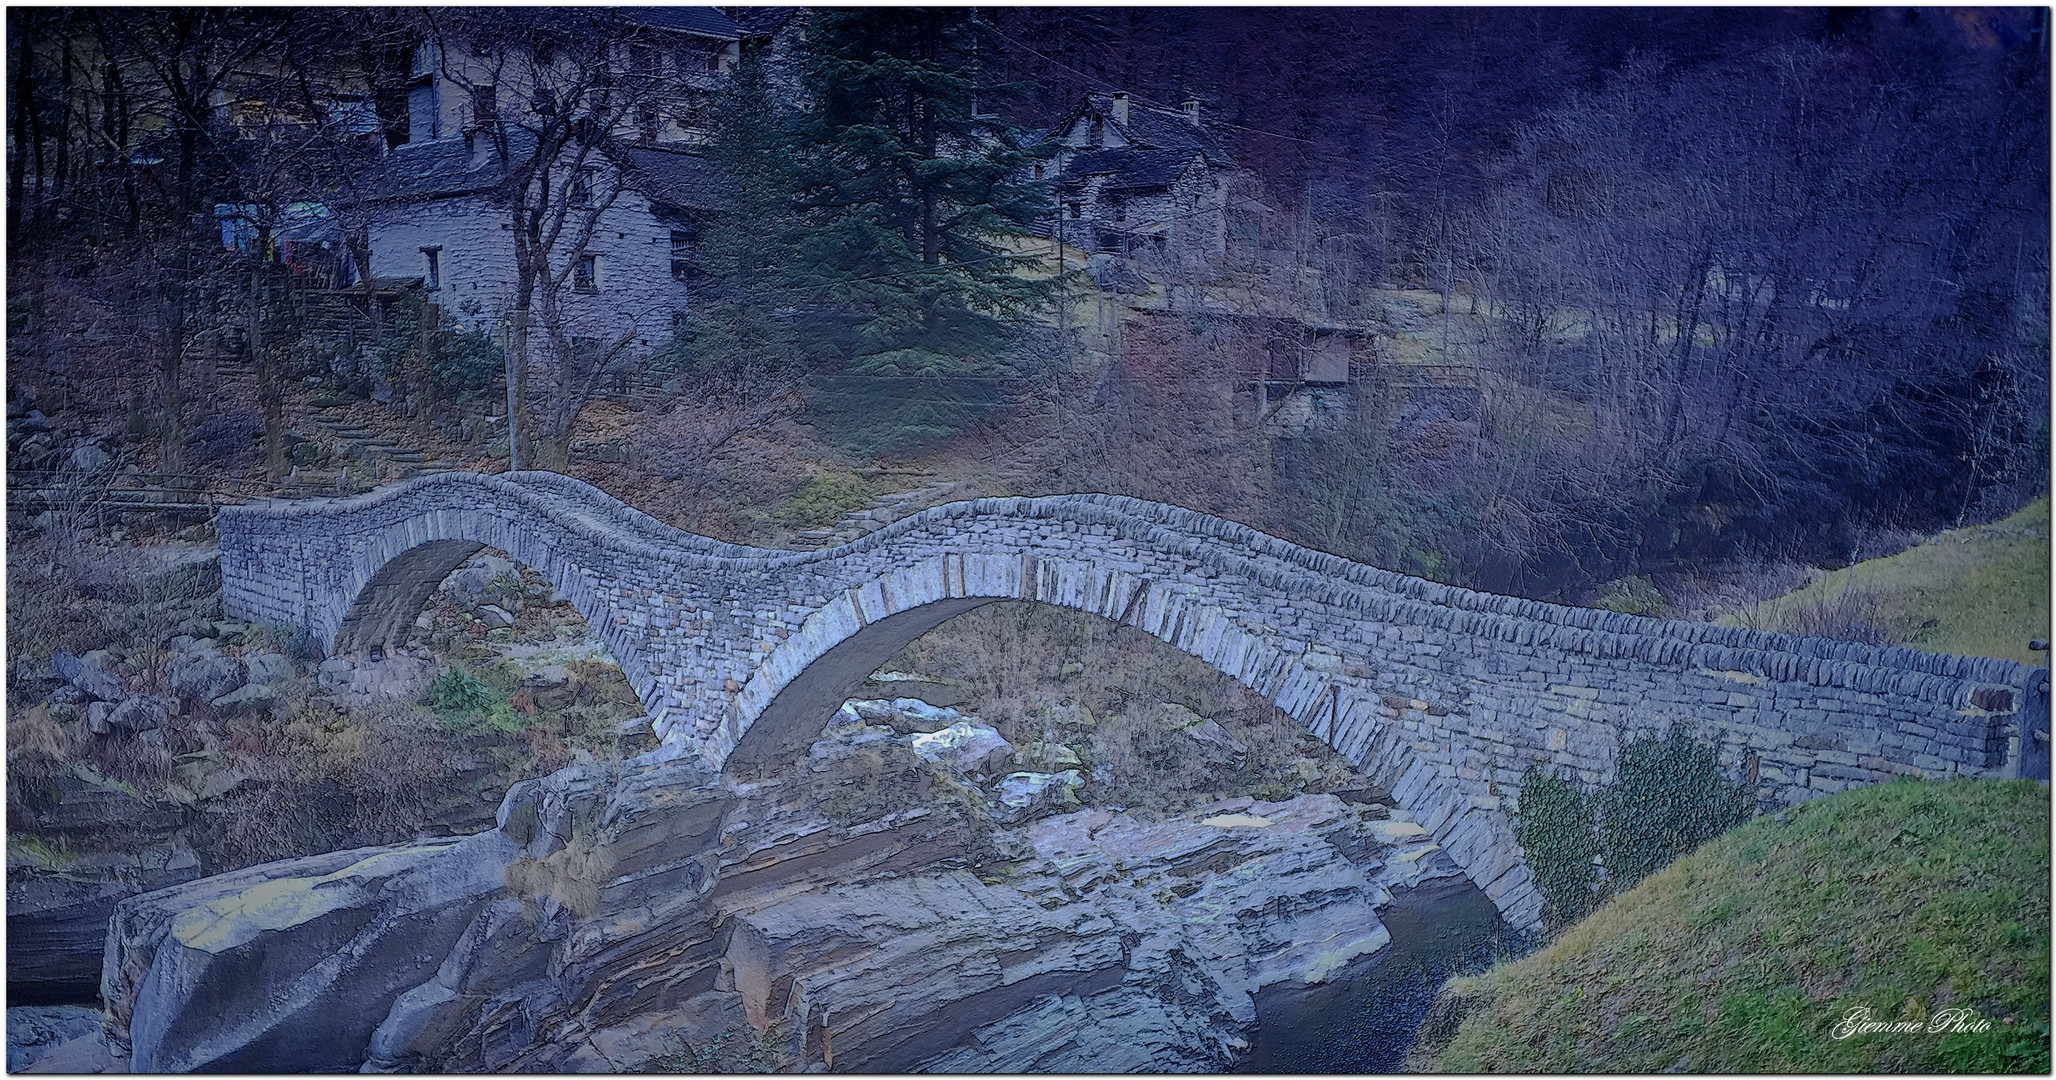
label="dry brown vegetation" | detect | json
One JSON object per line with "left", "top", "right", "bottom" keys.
{"left": 885, "top": 602, "right": 1371, "bottom": 817}
{"left": 5, "top": 533, "right": 653, "bottom": 877}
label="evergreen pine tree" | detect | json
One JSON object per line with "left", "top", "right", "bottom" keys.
{"left": 667, "top": 51, "right": 810, "bottom": 395}
{"left": 789, "top": 9, "right": 1055, "bottom": 453}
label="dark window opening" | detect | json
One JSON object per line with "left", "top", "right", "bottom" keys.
{"left": 568, "top": 168, "right": 594, "bottom": 205}
{"left": 422, "top": 246, "right": 441, "bottom": 289}
{"left": 471, "top": 85, "right": 497, "bottom": 125}
{"left": 670, "top": 226, "right": 701, "bottom": 282}
{"left": 637, "top": 103, "right": 660, "bottom": 142}
{"left": 573, "top": 253, "right": 598, "bottom": 292}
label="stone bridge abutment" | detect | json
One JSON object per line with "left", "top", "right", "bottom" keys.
{"left": 218, "top": 472, "right": 2050, "bottom": 932}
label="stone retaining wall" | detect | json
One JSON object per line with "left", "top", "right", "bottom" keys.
{"left": 218, "top": 472, "right": 2051, "bottom": 931}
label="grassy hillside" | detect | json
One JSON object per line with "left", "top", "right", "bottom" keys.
{"left": 1723, "top": 498, "right": 2049, "bottom": 665}
{"left": 1416, "top": 778, "right": 2050, "bottom": 1073}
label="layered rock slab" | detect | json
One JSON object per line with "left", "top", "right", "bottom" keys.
{"left": 103, "top": 753, "right": 1472, "bottom": 1073}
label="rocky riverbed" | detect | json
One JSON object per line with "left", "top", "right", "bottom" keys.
{"left": 10, "top": 545, "right": 1519, "bottom": 1072}
{"left": 16, "top": 701, "right": 1513, "bottom": 1073}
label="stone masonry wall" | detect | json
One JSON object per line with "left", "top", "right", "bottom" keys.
{"left": 217, "top": 472, "right": 2051, "bottom": 931}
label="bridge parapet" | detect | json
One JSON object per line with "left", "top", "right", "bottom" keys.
{"left": 217, "top": 471, "right": 2050, "bottom": 932}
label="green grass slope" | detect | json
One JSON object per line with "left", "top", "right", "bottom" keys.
{"left": 1418, "top": 778, "right": 2050, "bottom": 1073}
{"left": 1725, "top": 498, "right": 2050, "bottom": 665}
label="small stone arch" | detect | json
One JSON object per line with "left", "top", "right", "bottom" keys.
{"left": 317, "top": 514, "right": 663, "bottom": 719}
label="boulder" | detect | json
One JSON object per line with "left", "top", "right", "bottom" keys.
{"left": 6, "top": 1005, "right": 104, "bottom": 1071}
{"left": 106, "top": 835, "right": 518, "bottom": 1073}
{"left": 993, "top": 769, "right": 1086, "bottom": 820}
{"left": 1162, "top": 703, "right": 1250, "bottom": 767}
{"left": 68, "top": 662, "right": 125, "bottom": 704}
{"left": 475, "top": 604, "right": 516, "bottom": 630}
{"left": 100, "top": 695, "right": 174, "bottom": 734}
{"left": 907, "top": 720, "right": 1015, "bottom": 776}
{"left": 241, "top": 652, "right": 293, "bottom": 690}
{"left": 166, "top": 644, "right": 243, "bottom": 704}
{"left": 48, "top": 650, "right": 82, "bottom": 685}
{"left": 439, "top": 555, "right": 516, "bottom": 608}
{"left": 65, "top": 441, "right": 111, "bottom": 474}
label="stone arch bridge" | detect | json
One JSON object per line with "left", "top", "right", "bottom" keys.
{"left": 218, "top": 472, "right": 2049, "bottom": 931}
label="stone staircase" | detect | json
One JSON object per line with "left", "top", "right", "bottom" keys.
{"left": 788, "top": 475, "right": 974, "bottom": 551}
{"left": 311, "top": 405, "right": 430, "bottom": 477}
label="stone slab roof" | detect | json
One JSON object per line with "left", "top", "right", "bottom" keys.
{"left": 622, "top": 146, "right": 717, "bottom": 214}
{"left": 1060, "top": 92, "right": 1230, "bottom": 165}
{"left": 1059, "top": 147, "right": 1204, "bottom": 192}
{"left": 618, "top": 7, "right": 741, "bottom": 40}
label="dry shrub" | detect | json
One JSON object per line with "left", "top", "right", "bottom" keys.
{"left": 505, "top": 829, "right": 617, "bottom": 919}
{"left": 8, "top": 703, "right": 73, "bottom": 764}
{"left": 804, "top": 743, "right": 999, "bottom": 864}
{"left": 1749, "top": 582, "right": 1899, "bottom": 646}
{"left": 522, "top": 726, "right": 571, "bottom": 773}
{"left": 808, "top": 744, "right": 937, "bottom": 825}
{"left": 79, "top": 731, "right": 174, "bottom": 792}
{"left": 888, "top": 601, "right": 1370, "bottom": 815}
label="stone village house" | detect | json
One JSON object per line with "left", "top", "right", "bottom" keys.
{"left": 358, "top": 9, "right": 741, "bottom": 355}
{"left": 1042, "top": 91, "right": 1238, "bottom": 286}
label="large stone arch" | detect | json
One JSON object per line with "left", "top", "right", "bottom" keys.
{"left": 724, "top": 556, "right": 1320, "bottom": 774}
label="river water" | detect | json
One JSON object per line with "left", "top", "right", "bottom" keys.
{"left": 1242, "top": 874, "right": 1529, "bottom": 1072}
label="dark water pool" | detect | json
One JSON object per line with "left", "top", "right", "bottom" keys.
{"left": 1241, "top": 875, "right": 1530, "bottom": 1073}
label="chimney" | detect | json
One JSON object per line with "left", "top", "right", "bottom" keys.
{"left": 1183, "top": 97, "right": 1201, "bottom": 124}
{"left": 1111, "top": 92, "right": 1129, "bottom": 127}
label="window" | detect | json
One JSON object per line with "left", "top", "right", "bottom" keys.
{"left": 1033, "top": 163, "right": 1044, "bottom": 180}
{"left": 1067, "top": 202, "right": 1081, "bottom": 219}
{"left": 630, "top": 44, "right": 659, "bottom": 76}
{"left": 670, "top": 226, "right": 701, "bottom": 282}
{"left": 672, "top": 91, "right": 709, "bottom": 131}
{"left": 637, "top": 103, "right": 660, "bottom": 142}
{"left": 680, "top": 45, "right": 723, "bottom": 76}
{"left": 421, "top": 246, "right": 441, "bottom": 289}
{"left": 573, "top": 253, "right": 598, "bottom": 292}
{"left": 567, "top": 168, "right": 595, "bottom": 205}
{"left": 471, "top": 85, "right": 497, "bottom": 125}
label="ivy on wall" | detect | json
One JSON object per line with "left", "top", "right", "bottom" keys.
{"left": 1516, "top": 729, "right": 1755, "bottom": 933}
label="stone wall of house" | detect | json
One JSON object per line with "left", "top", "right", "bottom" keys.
{"left": 367, "top": 186, "right": 689, "bottom": 352}
{"left": 217, "top": 471, "right": 2050, "bottom": 930}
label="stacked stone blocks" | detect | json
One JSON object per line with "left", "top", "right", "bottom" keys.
{"left": 217, "top": 472, "right": 2051, "bottom": 932}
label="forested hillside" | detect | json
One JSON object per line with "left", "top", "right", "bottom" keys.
{"left": 7, "top": 6, "right": 2047, "bottom": 611}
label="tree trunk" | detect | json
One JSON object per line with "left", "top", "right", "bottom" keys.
{"left": 253, "top": 264, "right": 286, "bottom": 481}
{"left": 417, "top": 300, "right": 440, "bottom": 445}
{"left": 158, "top": 282, "right": 187, "bottom": 486}
{"left": 7, "top": 10, "right": 33, "bottom": 255}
